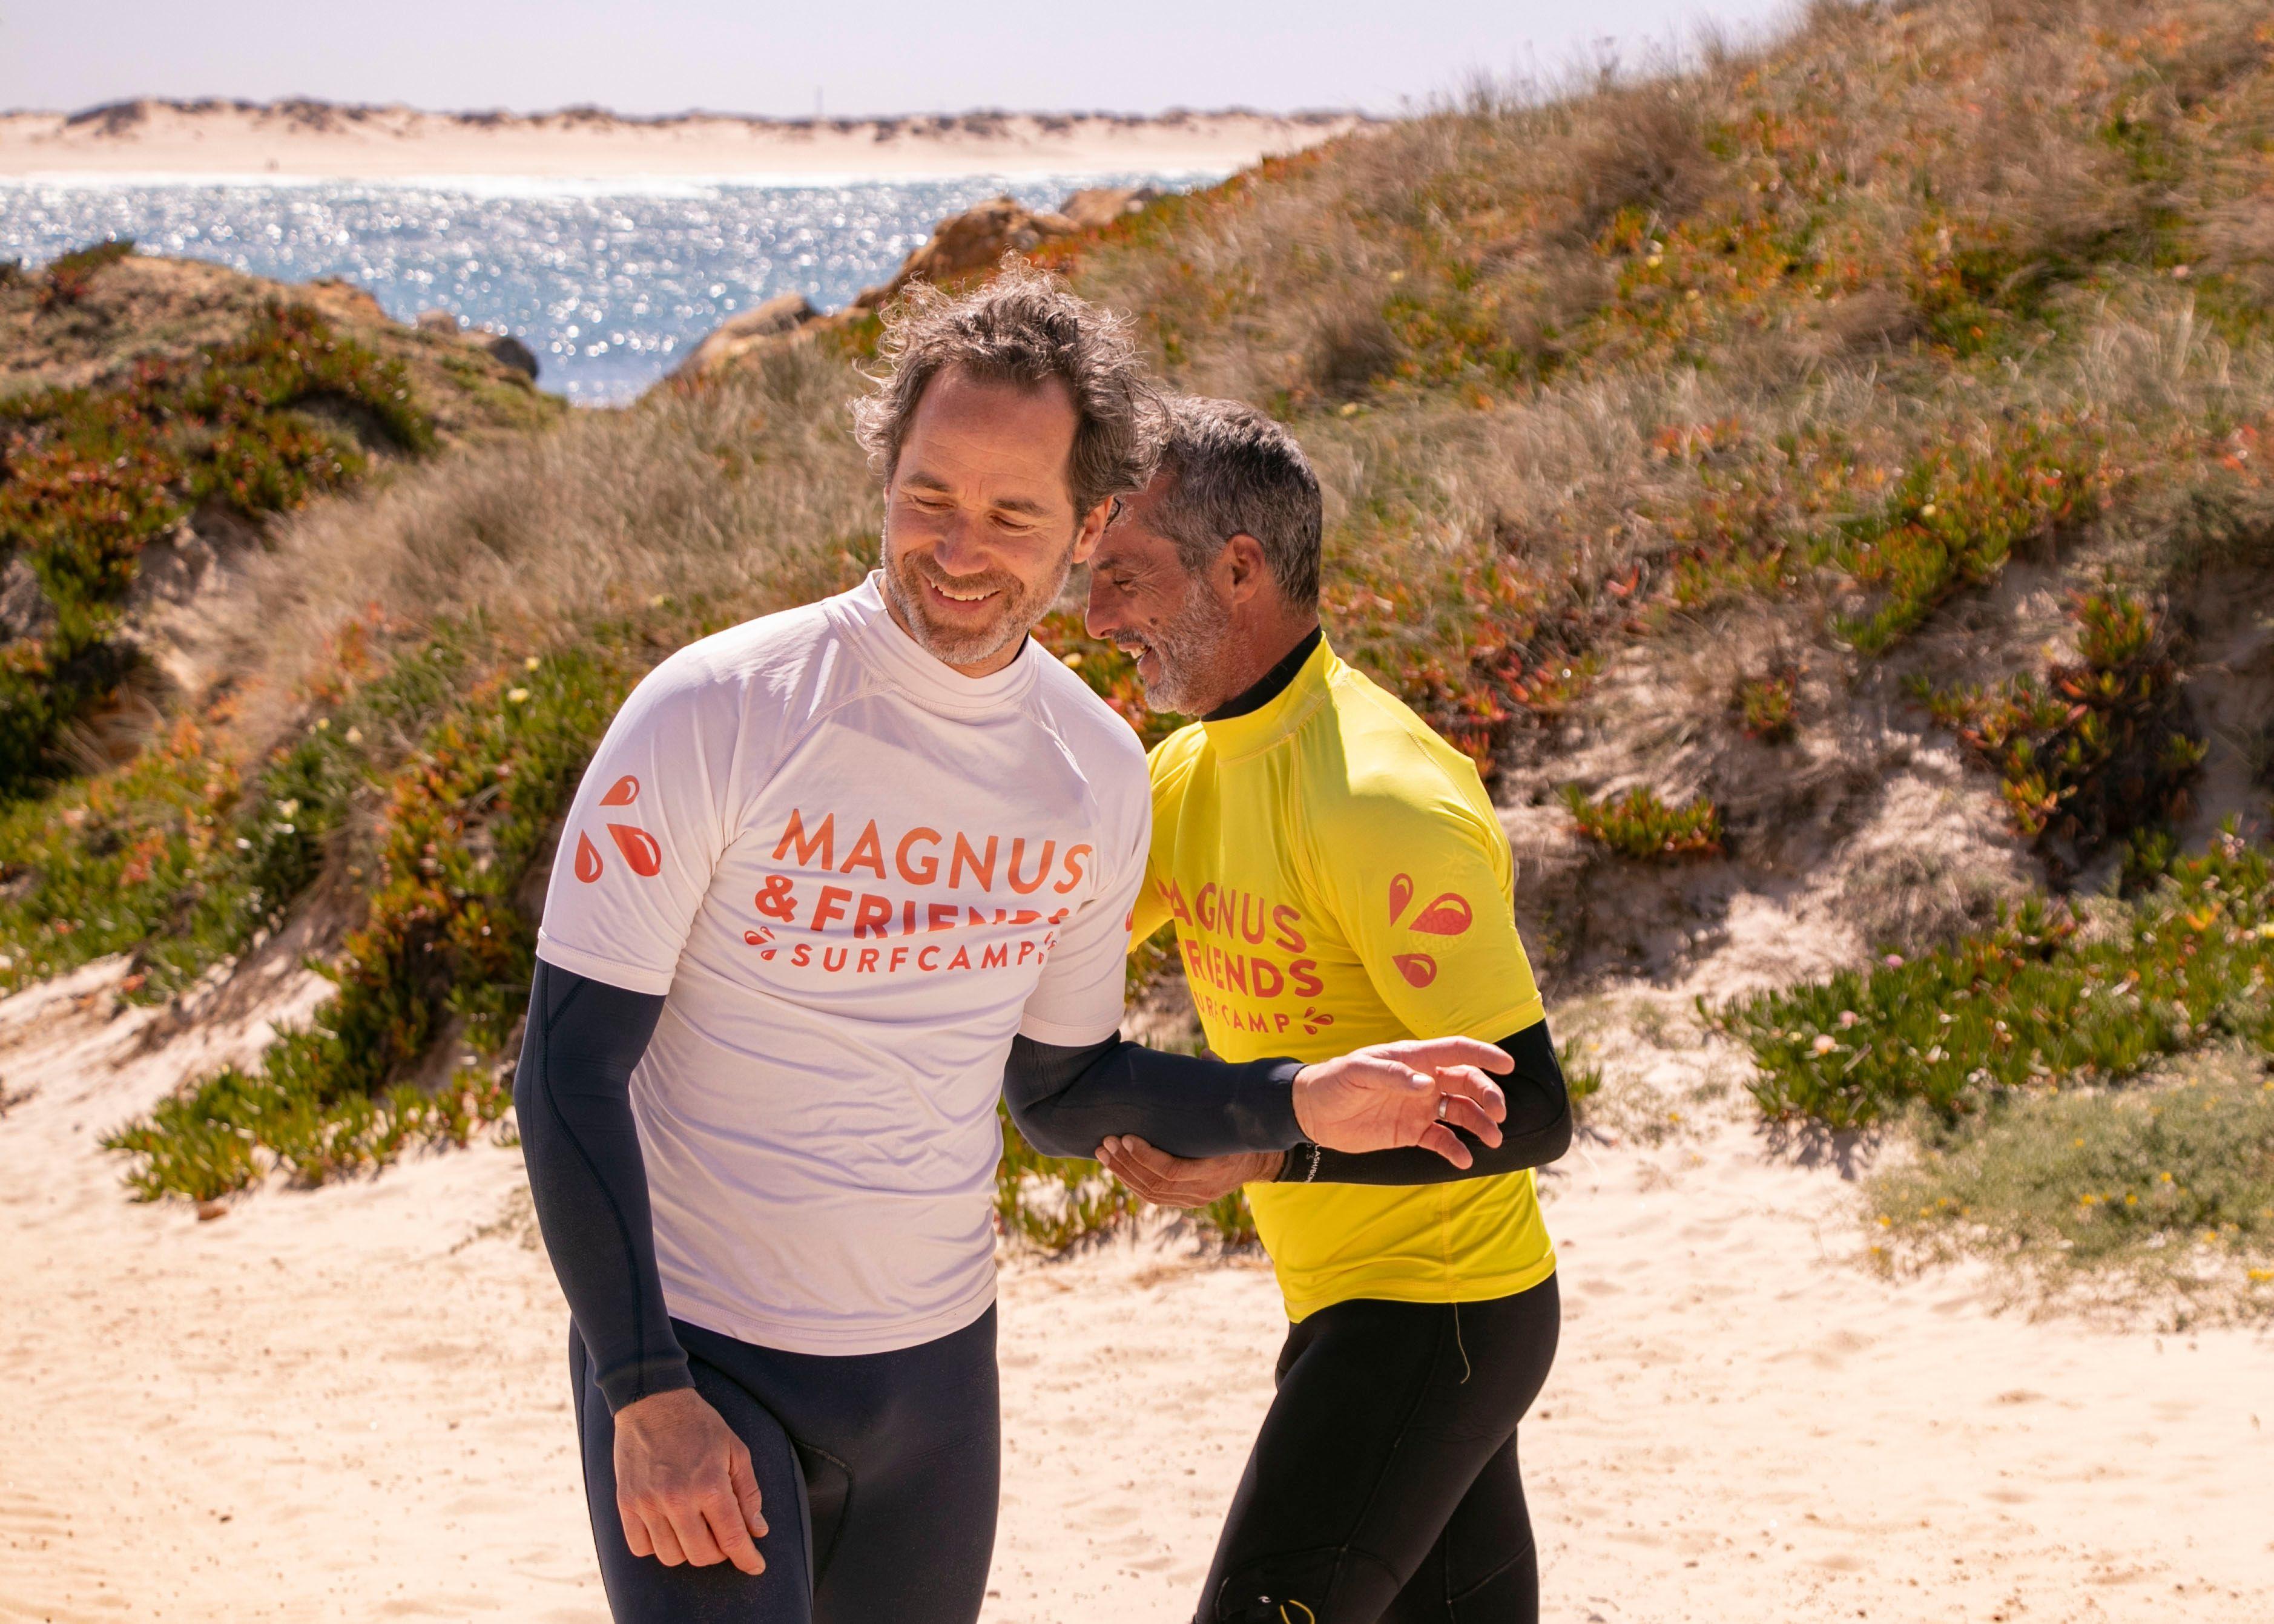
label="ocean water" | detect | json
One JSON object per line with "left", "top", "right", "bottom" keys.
{"left": 0, "top": 171, "right": 1215, "bottom": 403}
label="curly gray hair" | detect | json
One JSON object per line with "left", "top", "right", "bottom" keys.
{"left": 851, "top": 261, "right": 1167, "bottom": 518}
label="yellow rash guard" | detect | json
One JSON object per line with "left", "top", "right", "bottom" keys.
{"left": 1130, "top": 637, "right": 1556, "bottom": 1321}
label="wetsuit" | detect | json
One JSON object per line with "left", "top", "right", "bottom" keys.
{"left": 521, "top": 576, "right": 1402, "bottom": 1624}
{"left": 1133, "top": 630, "right": 1568, "bottom": 1624}
{"left": 521, "top": 958, "right": 1342, "bottom": 1623}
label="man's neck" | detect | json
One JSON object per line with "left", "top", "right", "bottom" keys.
{"left": 1202, "top": 617, "right": 1322, "bottom": 721}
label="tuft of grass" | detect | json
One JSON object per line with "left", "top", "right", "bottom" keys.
{"left": 1827, "top": 413, "right": 2118, "bottom": 656}
{"left": 102, "top": 637, "right": 638, "bottom": 1200}
{"left": 1717, "top": 830, "right": 2274, "bottom": 1130}
{"left": 37, "top": 238, "right": 134, "bottom": 308}
{"left": 1918, "top": 587, "right": 2203, "bottom": 880}
{"left": 1866, "top": 1055, "right": 2274, "bottom": 1324}
{"left": 1563, "top": 784, "right": 1725, "bottom": 861}
{"left": 1560, "top": 1032, "right": 1606, "bottom": 1120}
{"left": 0, "top": 619, "right": 499, "bottom": 1002}
{"left": 1733, "top": 663, "right": 1799, "bottom": 743}
{"left": 0, "top": 301, "right": 435, "bottom": 794}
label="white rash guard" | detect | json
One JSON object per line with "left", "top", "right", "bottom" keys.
{"left": 535, "top": 573, "right": 1148, "bottom": 1355}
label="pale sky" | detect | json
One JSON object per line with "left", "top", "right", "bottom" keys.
{"left": 0, "top": 1, "right": 1798, "bottom": 118}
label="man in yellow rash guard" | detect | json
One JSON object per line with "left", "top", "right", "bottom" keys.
{"left": 1085, "top": 398, "right": 1574, "bottom": 1624}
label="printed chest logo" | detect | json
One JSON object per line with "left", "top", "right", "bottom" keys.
{"left": 1385, "top": 872, "right": 1472, "bottom": 987}
{"left": 572, "top": 775, "right": 661, "bottom": 882}
{"left": 1154, "top": 877, "right": 1334, "bottom": 1037}
{"left": 739, "top": 807, "right": 1085, "bottom": 980}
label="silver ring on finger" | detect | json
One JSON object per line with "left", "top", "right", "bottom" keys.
{"left": 1435, "top": 1093, "right": 1451, "bottom": 1120}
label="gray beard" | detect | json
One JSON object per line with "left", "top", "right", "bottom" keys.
{"left": 1129, "top": 581, "right": 1233, "bottom": 715}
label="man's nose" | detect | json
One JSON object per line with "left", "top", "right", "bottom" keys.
{"left": 1083, "top": 574, "right": 1121, "bottom": 640}
{"left": 929, "top": 514, "right": 989, "bottom": 575}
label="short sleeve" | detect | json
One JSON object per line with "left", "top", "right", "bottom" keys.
{"left": 1018, "top": 801, "right": 1149, "bottom": 1047}
{"left": 535, "top": 656, "right": 742, "bottom": 996}
{"left": 1314, "top": 784, "right": 1545, "bottom": 1044}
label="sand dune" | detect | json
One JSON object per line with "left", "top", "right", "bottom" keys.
{"left": 1, "top": 958, "right": 2266, "bottom": 1622}
{"left": 0, "top": 102, "right": 1361, "bottom": 182}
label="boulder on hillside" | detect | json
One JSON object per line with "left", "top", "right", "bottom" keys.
{"left": 414, "top": 306, "right": 539, "bottom": 380}
{"left": 1057, "top": 185, "right": 1160, "bottom": 231}
{"left": 674, "top": 291, "right": 820, "bottom": 378}
{"left": 307, "top": 277, "right": 390, "bottom": 323}
{"left": 480, "top": 331, "right": 539, "bottom": 380}
{"left": 852, "top": 197, "right": 1078, "bottom": 309}
{"left": 657, "top": 188, "right": 1164, "bottom": 392}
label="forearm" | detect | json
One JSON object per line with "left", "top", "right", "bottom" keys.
{"left": 1003, "top": 1033, "right": 1305, "bottom": 1160}
{"left": 1293, "top": 1019, "right": 1570, "bottom": 1186}
{"left": 514, "top": 956, "right": 688, "bottom": 1412}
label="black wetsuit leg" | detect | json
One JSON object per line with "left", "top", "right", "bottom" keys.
{"left": 1194, "top": 1278, "right": 1560, "bottom": 1624}
{"left": 573, "top": 1309, "right": 1001, "bottom": 1624}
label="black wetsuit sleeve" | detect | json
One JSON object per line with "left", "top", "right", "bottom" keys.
{"left": 1002, "top": 1034, "right": 1305, "bottom": 1160}
{"left": 514, "top": 956, "right": 690, "bottom": 1413}
{"left": 1290, "top": 1019, "right": 1572, "bottom": 1186}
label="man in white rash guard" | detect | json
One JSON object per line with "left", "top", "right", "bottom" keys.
{"left": 514, "top": 265, "right": 1514, "bottom": 1624}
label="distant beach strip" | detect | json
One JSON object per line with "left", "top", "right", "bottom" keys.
{"left": 0, "top": 102, "right": 1360, "bottom": 403}
{"left": 0, "top": 100, "right": 1363, "bottom": 180}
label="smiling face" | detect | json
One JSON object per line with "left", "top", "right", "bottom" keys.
{"left": 880, "top": 366, "right": 1112, "bottom": 676}
{"left": 1083, "top": 476, "right": 1238, "bottom": 715}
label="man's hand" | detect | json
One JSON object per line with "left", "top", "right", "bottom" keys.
{"left": 1099, "top": 1136, "right": 1282, "bottom": 1209}
{"left": 612, "top": 1387, "right": 768, "bottom": 1574}
{"left": 1292, "top": 1037, "right": 1510, "bottom": 1165}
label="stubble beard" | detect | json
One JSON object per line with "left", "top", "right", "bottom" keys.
{"left": 883, "top": 524, "right": 1075, "bottom": 671}
{"left": 1121, "top": 579, "right": 1233, "bottom": 716}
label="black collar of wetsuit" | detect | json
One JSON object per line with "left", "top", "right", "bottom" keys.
{"left": 1203, "top": 625, "right": 1323, "bottom": 722}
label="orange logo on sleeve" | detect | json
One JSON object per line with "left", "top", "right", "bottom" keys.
{"left": 1411, "top": 893, "right": 1472, "bottom": 935}
{"left": 1388, "top": 872, "right": 1471, "bottom": 936}
{"left": 608, "top": 824, "right": 662, "bottom": 876}
{"left": 1385, "top": 871, "right": 1472, "bottom": 986}
{"left": 575, "top": 772, "right": 661, "bottom": 882}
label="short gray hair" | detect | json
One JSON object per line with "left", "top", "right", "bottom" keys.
{"left": 852, "top": 261, "right": 1166, "bottom": 518}
{"left": 1147, "top": 396, "right": 1322, "bottom": 607}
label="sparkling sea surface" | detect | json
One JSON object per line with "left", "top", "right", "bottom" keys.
{"left": 0, "top": 171, "right": 1214, "bottom": 403}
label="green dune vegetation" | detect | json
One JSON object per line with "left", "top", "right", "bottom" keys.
{"left": 4, "top": 0, "right": 2270, "bottom": 1310}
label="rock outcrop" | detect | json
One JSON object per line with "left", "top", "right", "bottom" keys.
{"left": 481, "top": 332, "right": 539, "bottom": 380}
{"left": 667, "top": 185, "right": 1168, "bottom": 384}
{"left": 414, "top": 307, "right": 539, "bottom": 380}
{"left": 1057, "top": 186, "right": 1161, "bottom": 231}
{"left": 851, "top": 197, "right": 1077, "bottom": 310}
{"left": 672, "top": 291, "right": 819, "bottom": 378}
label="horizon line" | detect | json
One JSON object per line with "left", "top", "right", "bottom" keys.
{"left": 5, "top": 96, "right": 1380, "bottom": 129}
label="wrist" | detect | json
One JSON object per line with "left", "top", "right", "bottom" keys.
{"left": 1289, "top": 1063, "right": 1321, "bottom": 1142}
{"left": 602, "top": 1360, "right": 696, "bottom": 1418}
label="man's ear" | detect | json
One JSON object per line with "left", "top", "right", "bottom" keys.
{"left": 1220, "top": 532, "right": 1271, "bottom": 605}
{"left": 1070, "top": 499, "right": 1114, "bottom": 565}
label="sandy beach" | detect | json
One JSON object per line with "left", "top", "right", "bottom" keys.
{"left": 0, "top": 102, "right": 1360, "bottom": 182}
{"left": 2, "top": 948, "right": 2267, "bottom": 1624}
